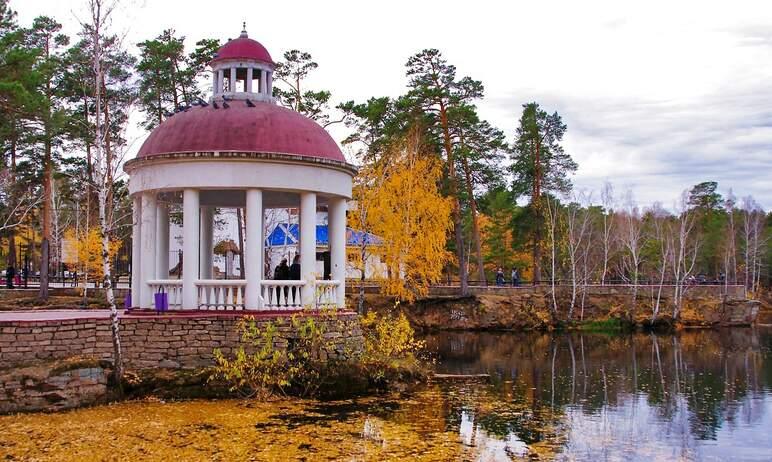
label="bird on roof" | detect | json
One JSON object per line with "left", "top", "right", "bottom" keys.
{"left": 222, "top": 100, "right": 230, "bottom": 109}
{"left": 212, "top": 101, "right": 219, "bottom": 109}
{"left": 245, "top": 99, "right": 255, "bottom": 107}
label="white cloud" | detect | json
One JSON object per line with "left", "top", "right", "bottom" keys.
{"left": 15, "top": 0, "right": 772, "bottom": 208}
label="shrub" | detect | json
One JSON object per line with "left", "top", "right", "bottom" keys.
{"left": 210, "top": 307, "right": 428, "bottom": 399}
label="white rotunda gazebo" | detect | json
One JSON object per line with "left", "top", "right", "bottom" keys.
{"left": 124, "top": 27, "right": 355, "bottom": 311}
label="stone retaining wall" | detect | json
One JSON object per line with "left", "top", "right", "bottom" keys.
{"left": 0, "top": 312, "right": 362, "bottom": 371}
{"left": 0, "top": 360, "right": 113, "bottom": 413}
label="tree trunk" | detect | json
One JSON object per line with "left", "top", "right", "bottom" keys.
{"left": 39, "top": 240, "right": 49, "bottom": 299}
{"left": 532, "top": 210, "right": 542, "bottom": 285}
{"left": 39, "top": 143, "right": 52, "bottom": 300}
{"left": 7, "top": 132, "right": 18, "bottom": 269}
{"left": 7, "top": 233, "right": 16, "bottom": 268}
{"left": 532, "top": 138, "right": 542, "bottom": 285}
{"left": 439, "top": 105, "right": 467, "bottom": 295}
{"left": 358, "top": 244, "right": 366, "bottom": 314}
{"left": 461, "top": 155, "right": 486, "bottom": 285}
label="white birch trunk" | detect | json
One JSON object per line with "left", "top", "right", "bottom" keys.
{"left": 89, "top": 0, "right": 122, "bottom": 382}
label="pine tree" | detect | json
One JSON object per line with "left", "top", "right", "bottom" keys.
{"left": 511, "top": 102, "right": 577, "bottom": 284}
{"left": 404, "top": 49, "right": 483, "bottom": 295}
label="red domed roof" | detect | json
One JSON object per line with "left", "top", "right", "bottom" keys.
{"left": 137, "top": 103, "right": 345, "bottom": 162}
{"left": 211, "top": 36, "right": 273, "bottom": 65}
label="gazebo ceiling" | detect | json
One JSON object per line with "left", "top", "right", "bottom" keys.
{"left": 158, "top": 189, "right": 334, "bottom": 209}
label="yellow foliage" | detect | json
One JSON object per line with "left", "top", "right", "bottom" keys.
{"left": 360, "top": 309, "right": 424, "bottom": 359}
{"left": 68, "top": 229, "right": 121, "bottom": 281}
{"left": 349, "top": 131, "right": 453, "bottom": 301}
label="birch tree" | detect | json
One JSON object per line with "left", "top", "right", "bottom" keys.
{"left": 564, "top": 191, "right": 592, "bottom": 320}
{"left": 617, "top": 190, "right": 644, "bottom": 316}
{"left": 671, "top": 192, "right": 699, "bottom": 319}
{"left": 741, "top": 196, "right": 765, "bottom": 294}
{"left": 0, "top": 168, "right": 40, "bottom": 235}
{"left": 722, "top": 189, "right": 737, "bottom": 291}
{"left": 85, "top": 0, "right": 124, "bottom": 383}
{"left": 600, "top": 180, "right": 615, "bottom": 284}
{"left": 648, "top": 202, "right": 671, "bottom": 320}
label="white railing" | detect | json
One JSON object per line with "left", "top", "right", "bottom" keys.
{"left": 260, "top": 280, "right": 305, "bottom": 310}
{"left": 196, "top": 279, "right": 246, "bottom": 310}
{"left": 148, "top": 279, "right": 183, "bottom": 309}
{"left": 316, "top": 280, "right": 340, "bottom": 308}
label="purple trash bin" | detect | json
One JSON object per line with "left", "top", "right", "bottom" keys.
{"left": 154, "top": 291, "right": 169, "bottom": 312}
{"left": 124, "top": 294, "right": 132, "bottom": 310}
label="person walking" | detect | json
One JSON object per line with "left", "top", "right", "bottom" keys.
{"left": 495, "top": 267, "right": 505, "bottom": 286}
{"left": 511, "top": 267, "right": 519, "bottom": 287}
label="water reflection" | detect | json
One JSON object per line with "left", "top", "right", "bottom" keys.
{"left": 424, "top": 328, "right": 772, "bottom": 460}
{"left": 1, "top": 329, "right": 769, "bottom": 461}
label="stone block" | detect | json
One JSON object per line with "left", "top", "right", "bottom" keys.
{"left": 53, "top": 331, "right": 78, "bottom": 340}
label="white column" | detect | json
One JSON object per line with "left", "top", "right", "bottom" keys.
{"left": 229, "top": 67, "right": 236, "bottom": 94}
{"left": 300, "top": 192, "right": 317, "bottom": 307}
{"left": 217, "top": 69, "right": 224, "bottom": 94}
{"left": 156, "top": 202, "right": 169, "bottom": 280}
{"left": 261, "top": 69, "right": 267, "bottom": 96}
{"left": 246, "top": 67, "right": 253, "bottom": 93}
{"left": 130, "top": 196, "right": 142, "bottom": 308}
{"left": 245, "top": 189, "right": 263, "bottom": 309}
{"left": 260, "top": 205, "right": 266, "bottom": 279}
{"left": 267, "top": 71, "right": 272, "bottom": 96}
{"left": 199, "top": 206, "right": 214, "bottom": 279}
{"left": 328, "top": 198, "right": 347, "bottom": 308}
{"left": 140, "top": 192, "right": 157, "bottom": 308}
{"left": 212, "top": 71, "right": 217, "bottom": 95}
{"left": 182, "top": 189, "right": 200, "bottom": 309}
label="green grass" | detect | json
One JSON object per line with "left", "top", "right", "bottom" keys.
{"left": 577, "top": 318, "right": 630, "bottom": 332}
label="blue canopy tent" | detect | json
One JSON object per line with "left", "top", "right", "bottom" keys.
{"left": 265, "top": 224, "right": 381, "bottom": 247}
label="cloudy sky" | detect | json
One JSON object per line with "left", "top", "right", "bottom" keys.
{"left": 17, "top": 0, "right": 772, "bottom": 209}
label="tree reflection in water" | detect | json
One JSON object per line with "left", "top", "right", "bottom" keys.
{"left": 424, "top": 328, "right": 772, "bottom": 460}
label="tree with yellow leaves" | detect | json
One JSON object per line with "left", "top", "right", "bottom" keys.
{"left": 349, "top": 129, "right": 453, "bottom": 302}
{"left": 68, "top": 229, "right": 121, "bottom": 283}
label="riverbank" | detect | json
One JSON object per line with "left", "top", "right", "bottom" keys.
{"left": 362, "top": 289, "right": 760, "bottom": 331}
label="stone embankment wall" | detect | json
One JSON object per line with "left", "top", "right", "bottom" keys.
{"left": 0, "top": 312, "right": 362, "bottom": 413}
{"left": 0, "top": 360, "right": 113, "bottom": 413}
{"left": 0, "top": 312, "right": 362, "bottom": 370}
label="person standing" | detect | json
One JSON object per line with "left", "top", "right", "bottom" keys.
{"left": 273, "top": 258, "right": 290, "bottom": 305}
{"left": 496, "top": 267, "right": 505, "bottom": 286}
{"left": 289, "top": 255, "right": 301, "bottom": 305}
{"left": 5, "top": 265, "right": 15, "bottom": 289}
{"left": 511, "top": 267, "right": 519, "bottom": 287}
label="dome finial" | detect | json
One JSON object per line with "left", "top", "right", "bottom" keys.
{"left": 240, "top": 22, "right": 248, "bottom": 38}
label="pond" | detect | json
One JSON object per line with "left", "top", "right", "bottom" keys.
{"left": 1, "top": 328, "right": 770, "bottom": 461}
